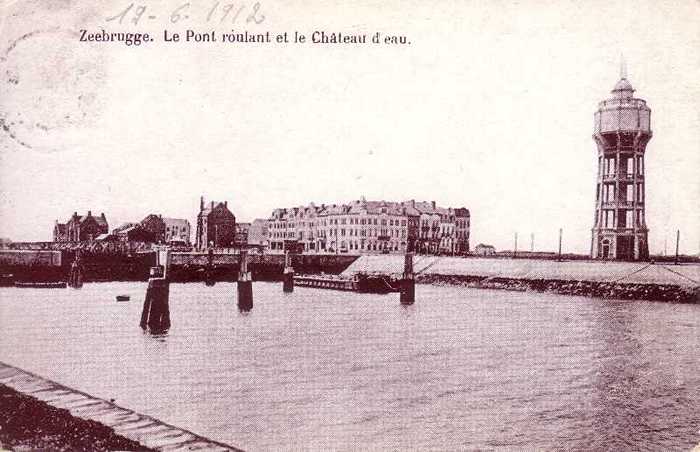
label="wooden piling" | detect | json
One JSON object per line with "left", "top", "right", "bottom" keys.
{"left": 237, "top": 249, "right": 253, "bottom": 312}
{"left": 67, "top": 251, "right": 83, "bottom": 289}
{"left": 205, "top": 248, "right": 215, "bottom": 286}
{"left": 140, "top": 247, "right": 171, "bottom": 333}
{"left": 400, "top": 252, "right": 415, "bottom": 305}
{"left": 283, "top": 251, "right": 294, "bottom": 293}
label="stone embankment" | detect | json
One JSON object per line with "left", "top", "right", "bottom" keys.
{"left": 416, "top": 274, "right": 699, "bottom": 303}
{"left": 343, "top": 256, "right": 700, "bottom": 303}
{"left": 0, "top": 384, "right": 154, "bottom": 451}
{"left": 0, "top": 362, "right": 241, "bottom": 451}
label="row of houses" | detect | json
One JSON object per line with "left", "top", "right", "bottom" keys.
{"left": 51, "top": 197, "right": 473, "bottom": 256}
{"left": 266, "top": 198, "right": 470, "bottom": 255}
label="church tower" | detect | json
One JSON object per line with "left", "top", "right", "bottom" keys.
{"left": 591, "top": 61, "right": 651, "bottom": 260}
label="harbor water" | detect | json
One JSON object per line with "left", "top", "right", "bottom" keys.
{"left": 1, "top": 282, "right": 699, "bottom": 451}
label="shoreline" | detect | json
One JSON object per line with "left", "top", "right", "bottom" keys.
{"left": 0, "top": 362, "right": 241, "bottom": 452}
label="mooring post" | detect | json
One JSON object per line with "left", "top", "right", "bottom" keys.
{"left": 205, "top": 247, "right": 215, "bottom": 286}
{"left": 283, "top": 251, "right": 294, "bottom": 293}
{"left": 400, "top": 252, "right": 415, "bottom": 305}
{"left": 140, "top": 247, "right": 171, "bottom": 333}
{"left": 237, "top": 249, "right": 253, "bottom": 312}
{"left": 67, "top": 250, "right": 83, "bottom": 289}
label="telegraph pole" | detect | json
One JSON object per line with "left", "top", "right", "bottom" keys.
{"left": 558, "top": 228, "right": 563, "bottom": 261}
{"left": 530, "top": 233, "right": 534, "bottom": 252}
{"left": 514, "top": 232, "right": 518, "bottom": 258}
{"left": 674, "top": 229, "right": 680, "bottom": 265}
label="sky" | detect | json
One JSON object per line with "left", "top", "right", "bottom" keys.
{"left": 1, "top": 0, "right": 698, "bottom": 254}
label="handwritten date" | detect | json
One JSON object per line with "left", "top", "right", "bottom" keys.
{"left": 106, "top": 2, "right": 265, "bottom": 26}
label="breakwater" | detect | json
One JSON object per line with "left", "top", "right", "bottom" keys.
{"left": 416, "top": 274, "right": 699, "bottom": 303}
{"left": 343, "top": 255, "right": 700, "bottom": 303}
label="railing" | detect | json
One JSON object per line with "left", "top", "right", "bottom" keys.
{"left": 601, "top": 173, "right": 641, "bottom": 182}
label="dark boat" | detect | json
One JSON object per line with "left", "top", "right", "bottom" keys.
{"left": 355, "top": 273, "right": 401, "bottom": 294}
{"left": 116, "top": 295, "right": 130, "bottom": 302}
{"left": 14, "top": 281, "right": 67, "bottom": 289}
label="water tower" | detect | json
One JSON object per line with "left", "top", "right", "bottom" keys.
{"left": 591, "top": 62, "right": 651, "bottom": 260}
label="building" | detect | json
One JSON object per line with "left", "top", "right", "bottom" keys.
{"left": 163, "top": 218, "right": 191, "bottom": 244}
{"left": 234, "top": 222, "right": 251, "bottom": 247}
{"left": 591, "top": 63, "right": 651, "bottom": 260}
{"left": 195, "top": 196, "right": 236, "bottom": 249}
{"left": 54, "top": 211, "right": 109, "bottom": 242}
{"left": 113, "top": 223, "right": 155, "bottom": 242}
{"left": 474, "top": 244, "right": 496, "bottom": 256}
{"left": 267, "top": 198, "right": 469, "bottom": 255}
{"left": 248, "top": 219, "right": 269, "bottom": 249}
{"left": 140, "top": 214, "right": 166, "bottom": 243}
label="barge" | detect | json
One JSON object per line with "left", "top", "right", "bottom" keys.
{"left": 294, "top": 273, "right": 401, "bottom": 294}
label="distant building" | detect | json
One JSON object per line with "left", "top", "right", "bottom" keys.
{"left": 140, "top": 214, "right": 166, "bottom": 243}
{"left": 112, "top": 222, "right": 155, "bottom": 242}
{"left": 234, "top": 222, "right": 251, "bottom": 247}
{"left": 474, "top": 244, "right": 496, "bottom": 256}
{"left": 163, "top": 218, "right": 191, "bottom": 244}
{"left": 248, "top": 219, "right": 269, "bottom": 249}
{"left": 54, "top": 211, "right": 109, "bottom": 242}
{"left": 195, "top": 196, "right": 236, "bottom": 249}
{"left": 267, "top": 198, "right": 469, "bottom": 255}
{"left": 53, "top": 222, "right": 68, "bottom": 242}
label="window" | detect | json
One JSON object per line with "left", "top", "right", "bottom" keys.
{"left": 626, "top": 157, "right": 634, "bottom": 176}
{"left": 605, "top": 157, "right": 616, "bottom": 175}
{"left": 604, "top": 210, "right": 614, "bottom": 228}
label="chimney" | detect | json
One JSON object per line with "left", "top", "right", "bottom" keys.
{"left": 411, "top": 200, "right": 415, "bottom": 208}
{"left": 87, "top": 210, "right": 92, "bottom": 217}
{"left": 431, "top": 201, "right": 436, "bottom": 209}
{"left": 211, "top": 201, "right": 214, "bottom": 209}
{"left": 200, "top": 196, "right": 204, "bottom": 211}
{"left": 224, "top": 201, "right": 227, "bottom": 208}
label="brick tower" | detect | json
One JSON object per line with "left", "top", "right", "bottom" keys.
{"left": 591, "top": 61, "right": 651, "bottom": 260}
